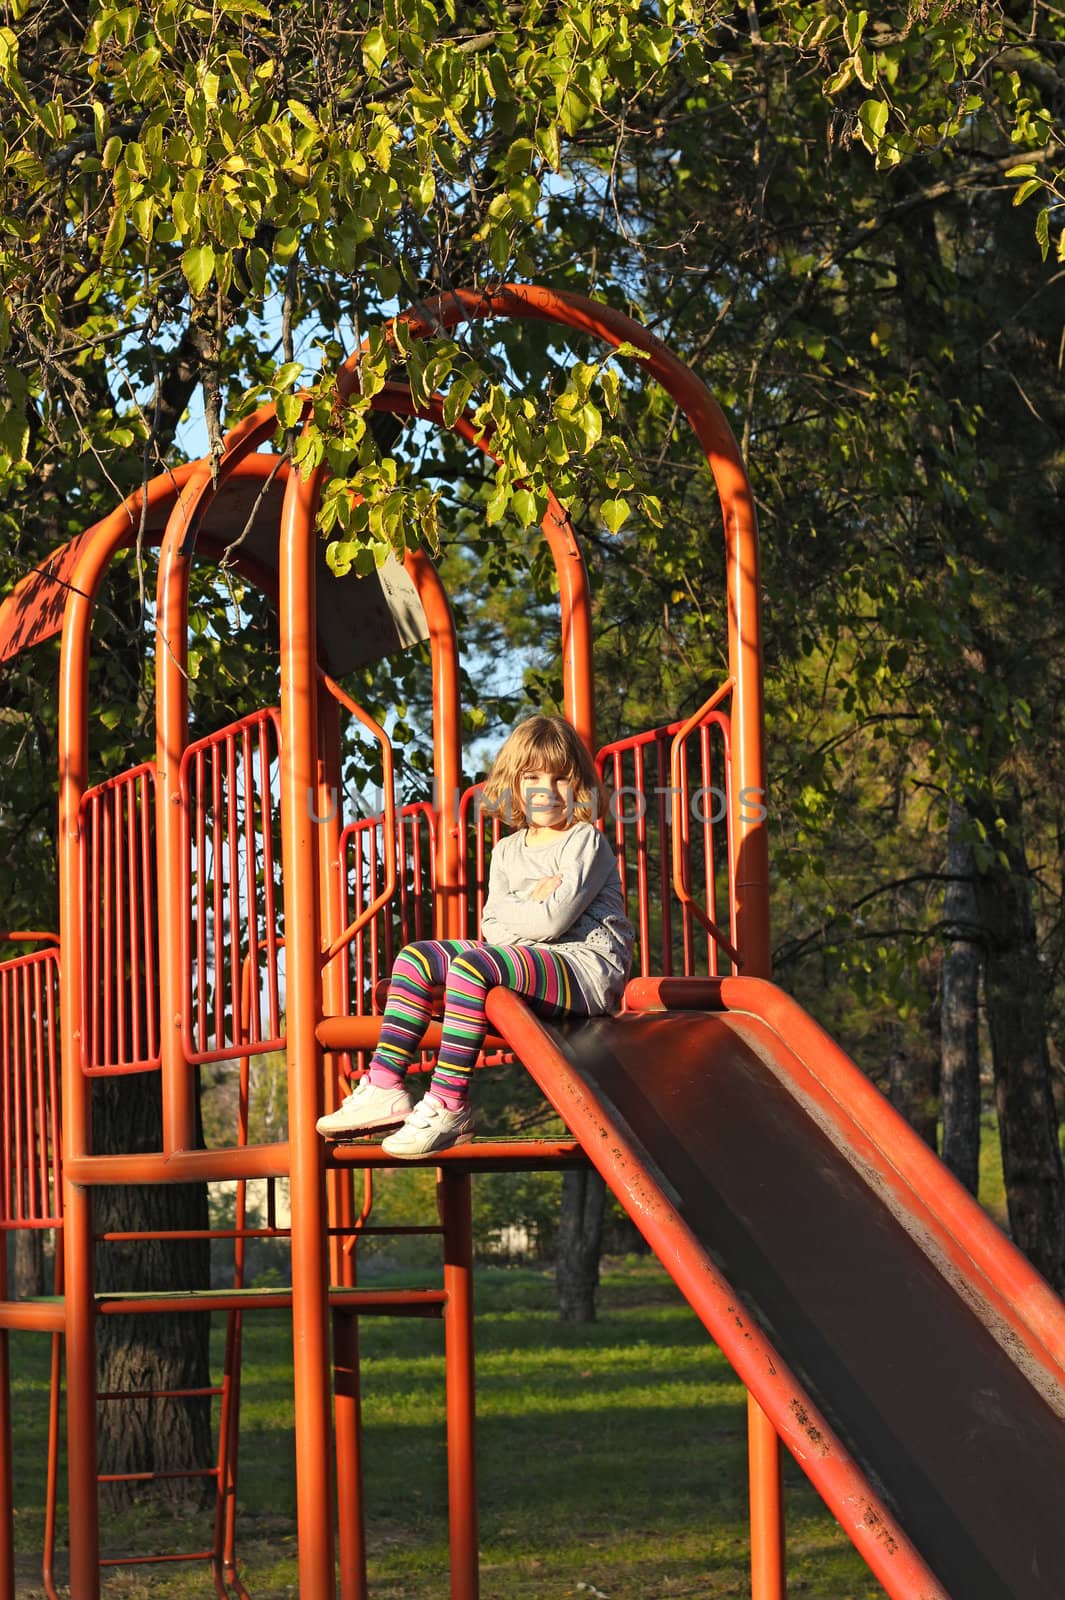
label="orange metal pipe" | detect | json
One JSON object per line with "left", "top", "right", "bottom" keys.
{"left": 402, "top": 549, "right": 465, "bottom": 938}
{"left": 0, "top": 1301, "right": 66, "bottom": 1333}
{"left": 56, "top": 465, "right": 206, "bottom": 1600}
{"left": 64, "top": 1143, "right": 291, "bottom": 1185}
{"left": 320, "top": 678, "right": 397, "bottom": 962}
{"left": 155, "top": 464, "right": 213, "bottom": 1156}
{"left": 327, "top": 1140, "right": 587, "bottom": 1171}
{"left": 333, "top": 1309, "right": 369, "bottom": 1600}
{"left": 154, "top": 425, "right": 278, "bottom": 1152}
{"left": 316, "top": 1016, "right": 508, "bottom": 1055}
{"left": 668, "top": 679, "right": 742, "bottom": 966}
{"left": 316, "top": 692, "right": 370, "bottom": 1600}
{"left": 748, "top": 1401, "right": 785, "bottom": 1599}
{"left": 315, "top": 688, "right": 349, "bottom": 1285}
{"left": 43, "top": 1332, "right": 62, "bottom": 1600}
{"left": 0, "top": 1246, "right": 12, "bottom": 1600}
{"left": 95, "top": 1290, "right": 446, "bottom": 1316}
{"left": 277, "top": 455, "right": 337, "bottom": 1597}
{"left": 439, "top": 1168, "right": 479, "bottom": 1600}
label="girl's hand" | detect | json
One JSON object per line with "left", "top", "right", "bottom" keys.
{"left": 530, "top": 874, "right": 562, "bottom": 901}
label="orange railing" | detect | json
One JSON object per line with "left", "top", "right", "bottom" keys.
{"left": 0, "top": 942, "right": 62, "bottom": 1229}
{"left": 597, "top": 696, "right": 738, "bottom": 978}
{"left": 79, "top": 765, "right": 161, "bottom": 1075}
{"left": 180, "top": 709, "right": 285, "bottom": 1066}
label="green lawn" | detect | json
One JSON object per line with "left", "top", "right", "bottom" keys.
{"left": 8, "top": 1259, "right": 884, "bottom": 1599}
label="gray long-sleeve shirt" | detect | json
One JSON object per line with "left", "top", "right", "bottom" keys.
{"left": 478, "top": 822, "right": 635, "bottom": 1013}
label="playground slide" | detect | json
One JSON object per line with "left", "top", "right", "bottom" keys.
{"left": 486, "top": 979, "right": 1065, "bottom": 1600}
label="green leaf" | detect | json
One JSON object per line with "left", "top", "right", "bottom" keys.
{"left": 182, "top": 242, "right": 215, "bottom": 296}
{"left": 600, "top": 497, "right": 630, "bottom": 534}
{"left": 443, "top": 377, "right": 474, "bottom": 428}
{"left": 274, "top": 226, "right": 300, "bottom": 263}
{"left": 858, "top": 98, "right": 889, "bottom": 153}
{"left": 1035, "top": 206, "right": 1050, "bottom": 260}
{"left": 843, "top": 8, "right": 869, "bottom": 53}
{"left": 273, "top": 361, "right": 304, "bottom": 390}
{"left": 535, "top": 121, "right": 560, "bottom": 171}
{"left": 511, "top": 487, "right": 540, "bottom": 526}
{"left": 363, "top": 25, "right": 388, "bottom": 74}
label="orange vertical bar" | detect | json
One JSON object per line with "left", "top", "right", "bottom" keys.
{"left": 655, "top": 735, "right": 673, "bottom": 977}
{"left": 333, "top": 1307, "right": 368, "bottom": 1600}
{"left": 0, "top": 1210, "right": 12, "bottom": 1600}
{"left": 12, "top": 968, "right": 25, "bottom": 1223}
{"left": 195, "top": 749, "right": 209, "bottom": 1052}
{"left": 211, "top": 748, "right": 225, "bottom": 1053}
{"left": 259, "top": 717, "right": 282, "bottom": 1040}
{"left": 749, "top": 1397, "right": 785, "bottom": 1597}
{"left": 156, "top": 473, "right": 204, "bottom": 1153}
{"left": 101, "top": 787, "right": 113, "bottom": 1067}
{"left": 539, "top": 495, "right": 595, "bottom": 748}
{"left": 439, "top": 1167, "right": 479, "bottom": 1600}
{"left": 277, "top": 458, "right": 337, "bottom": 1600}
{"left": 126, "top": 779, "right": 142, "bottom": 1061}
{"left": 402, "top": 552, "right": 464, "bottom": 939}
{"left": 140, "top": 772, "right": 159, "bottom": 1062}
{"left": 316, "top": 686, "right": 369, "bottom": 1600}
{"left": 34, "top": 960, "right": 50, "bottom": 1216}
{"left": 58, "top": 521, "right": 107, "bottom": 1600}
{"left": 0, "top": 974, "right": 10, "bottom": 1221}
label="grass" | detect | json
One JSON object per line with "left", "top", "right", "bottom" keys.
{"left": 7, "top": 1258, "right": 885, "bottom": 1600}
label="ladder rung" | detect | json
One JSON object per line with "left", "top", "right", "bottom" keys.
{"left": 97, "top": 1386, "right": 224, "bottom": 1401}
{"left": 97, "top": 1467, "right": 219, "bottom": 1484}
{"left": 100, "top": 1549, "right": 215, "bottom": 1567}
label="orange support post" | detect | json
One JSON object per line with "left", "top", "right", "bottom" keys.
{"left": 401, "top": 549, "right": 465, "bottom": 940}
{"left": 155, "top": 467, "right": 209, "bottom": 1157}
{"left": 56, "top": 479, "right": 197, "bottom": 1600}
{"left": 439, "top": 1167, "right": 479, "bottom": 1600}
{"left": 0, "top": 1249, "right": 12, "bottom": 1600}
{"left": 277, "top": 458, "right": 337, "bottom": 1599}
{"left": 317, "top": 690, "right": 370, "bottom": 1600}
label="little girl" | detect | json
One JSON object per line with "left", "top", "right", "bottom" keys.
{"left": 317, "top": 714, "right": 635, "bottom": 1158}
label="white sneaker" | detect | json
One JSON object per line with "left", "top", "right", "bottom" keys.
{"left": 317, "top": 1076, "right": 414, "bottom": 1138}
{"left": 380, "top": 1095, "right": 477, "bottom": 1159}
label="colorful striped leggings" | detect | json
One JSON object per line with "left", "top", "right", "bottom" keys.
{"left": 368, "top": 939, "right": 589, "bottom": 1102}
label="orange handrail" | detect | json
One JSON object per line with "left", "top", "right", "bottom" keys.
{"left": 319, "top": 675, "right": 398, "bottom": 962}
{"left": 668, "top": 680, "right": 743, "bottom": 969}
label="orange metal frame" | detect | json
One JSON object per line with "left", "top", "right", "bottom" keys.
{"left": 0, "top": 284, "right": 786, "bottom": 1600}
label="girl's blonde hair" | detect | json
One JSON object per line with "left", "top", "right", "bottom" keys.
{"left": 481, "top": 715, "right": 608, "bottom": 828}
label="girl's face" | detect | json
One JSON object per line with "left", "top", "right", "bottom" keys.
{"left": 520, "top": 766, "right": 576, "bottom": 830}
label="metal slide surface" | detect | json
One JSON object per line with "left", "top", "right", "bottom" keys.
{"left": 498, "top": 996, "right": 1065, "bottom": 1600}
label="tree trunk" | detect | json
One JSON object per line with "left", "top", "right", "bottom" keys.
{"left": 940, "top": 801, "right": 982, "bottom": 1195}
{"left": 885, "top": 1022, "right": 938, "bottom": 1150}
{"left": 971, "top": 792, "right": 1065, "bottom": 1292}
{"left": 556, "top": 1167, "right": 606, "bottom": 1323}
{"left": 93, "top": 1073, "right": 213, "bottom": 1509}
{"left": 13, "top": 1228, "right": 45, "bottom": 1299}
